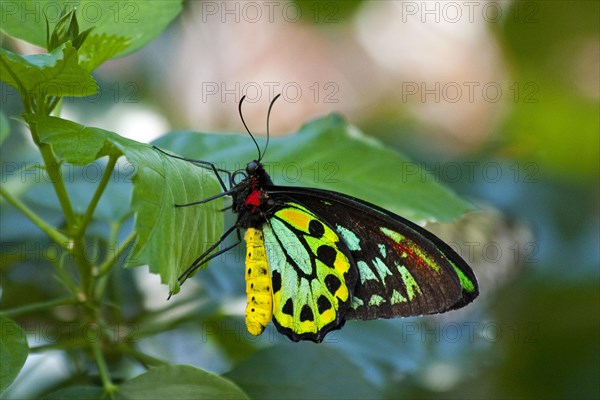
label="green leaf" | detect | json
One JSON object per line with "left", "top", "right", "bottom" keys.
{"left": 43, "top": 387, "right": 104, "bottom": 400}
{"left": 0, "top": 316, "right": 29, "bottom": 393}
{"left": 23, "top": 115, "right": 223, "bottom": 291}
{"left": 78, "top": 33, "right": 132, "bottom": 72}
{"left": 1, "top": 0, "right": 183, "bottom": 58}
{"left": 44, "top": 366, "right": 248, "bottom": 399}
{"left": 23, "top": 114, "right": 121, "bottom": 163}
{"left": 118, "top": 365, "right": 249, "bottom": 399}
{"left": 0, "top": 43, "right": 97, "bottom": 100}
{"left": 155, "top": 114, "right": 473, "bottom": 224}
{"left": 0, "top": 111, "right": 9, "bottom": 145}
{"left": 224, "top": 344, "right": 379, "bottom": 400}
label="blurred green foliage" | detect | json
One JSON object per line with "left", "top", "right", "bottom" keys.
{"left": 500, "top": 1, "right": 599, "bottom": 182}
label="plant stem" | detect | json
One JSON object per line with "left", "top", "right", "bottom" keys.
{"left": 0, "top": 186, "right": 71, "bottom": 248}
{"left": 27, "top": 121, "right": 77, "bottom": 228}
{"left": 38, "top": 145, "right": 77, "bottom": 227}
{"left": 121, "top": 345, "right": 167, "bottom": 368}
{"left": 98, "top": 230, "right": 137, "bottom": 278}
{"left": 30, "top": 340, "right": 89, "bottom": 353}
{"left": 91, "top": 335, "right": 117, "bottom": 394}
{"left": 0, "top": 296, "right": 78, "bottom": 318}
{"left": 72, "top": 237, "right": 94, "bottom": 301}
{"left": 76, "top": 155, "right": 118, "bottom": 238}
{"left": 7, "top": 54, "right": 75, "bottom": 226}
{"left": 95, "top": 228, "right": 136, "bottom": 302}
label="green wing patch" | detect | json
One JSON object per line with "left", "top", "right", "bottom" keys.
{"left": 262, "top": 203, "right": 357, "bottom": 342}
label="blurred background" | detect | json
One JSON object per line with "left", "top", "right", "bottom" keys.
{"left": 2, "top": 0, "right": 598, "bottom": 398}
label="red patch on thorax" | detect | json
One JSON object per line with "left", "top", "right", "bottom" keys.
{"left": 245, "top": 190, "right": 261, "bottom": 207}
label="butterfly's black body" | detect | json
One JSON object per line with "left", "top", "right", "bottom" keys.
{"left": 231, "top": 161, "right": 276, "bottom": 230}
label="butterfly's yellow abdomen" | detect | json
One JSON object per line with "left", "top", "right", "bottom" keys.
{"left": 244, "top": 228, "right": 273, "bottom": 336}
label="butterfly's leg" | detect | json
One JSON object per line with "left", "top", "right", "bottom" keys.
{"left": 174, "top": 189, "right": 237, "bottom": 207}
{"left": 174, "top": 225, "right": 241, "bottom": 287}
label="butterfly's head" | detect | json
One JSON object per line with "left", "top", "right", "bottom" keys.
{"left": 246, "top": 160, "right": 270, "bottom": 182}
{"left": 246, "top": 160, "right": 260, "bottom": 174}
{"left": 245, "top": 160, "right": 273, "bottom": 187}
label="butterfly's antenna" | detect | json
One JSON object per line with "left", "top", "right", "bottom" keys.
{"left": 238, "top": 95, "right": 262, "bottom": 161}
{"left": 262, "top": 93, "right": 281, "bottom": 162}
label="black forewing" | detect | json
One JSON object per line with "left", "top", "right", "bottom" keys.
{"left": 265, "top": 186, "right": 479, "bottom": 320}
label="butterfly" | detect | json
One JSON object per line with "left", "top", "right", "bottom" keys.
{"left": 157, "top": 95, "right": 478, "bottom": 343}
